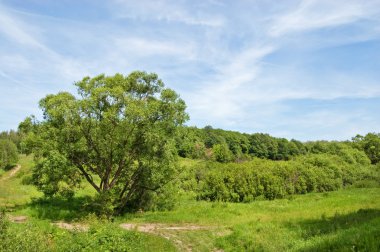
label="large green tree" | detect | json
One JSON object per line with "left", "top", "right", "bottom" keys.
{"left": 23, "top": 71, "right": 188, "bottom": 213}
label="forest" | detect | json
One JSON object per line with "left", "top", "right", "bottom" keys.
{"left": 1, "top": 73, "right": 379, "bottom": 251}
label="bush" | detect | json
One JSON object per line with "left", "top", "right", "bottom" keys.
{"left": 196, "top": 153, "right": 378, "bottom": 202}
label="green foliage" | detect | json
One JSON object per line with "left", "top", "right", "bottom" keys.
{"left": 32, "top": 151, "right": 81, "bottom": 198}
{"left": 0, "top": 139, "right": 19, "bottom": 169}
{"left": 176, "top": 127, "right": 308, "bottom": 162}
{"left": 176, "top": 127, "right": 380, "bottom": 166}
{"left": 197, "top": 151, "right": 377, "bottom": 202}
{"left": 20, "top": 71, "right": 188, "bottom": 214}
{"left": 362, "top": 133, "right": 380, "bottom": 164}
{"left": 212, "top": 143, "right": 233, "bottom": 163}
{"left": 176, "top": 127, "right": 207, "bottom": 159}
{"left": 134, "top": 181, "right": 181, "bottom": 212}
{"left": 0, "top": 130, "right": 22, "bottom": 151}
{"left": 351, "top": 133, "right": 380, "bottom": 164}
{"left": 249, "top": 133, "right": 279, "bottom": 159}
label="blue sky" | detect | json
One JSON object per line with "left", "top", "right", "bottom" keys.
{"left": 0, "top": 0, "right": 379, "bottom": 141}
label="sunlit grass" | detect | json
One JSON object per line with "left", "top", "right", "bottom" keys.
{"left": 0, "top": 155, "right": 42, "bottom": 208}
{"left": 116, "top": 188, "right": 380, "bottom": 251}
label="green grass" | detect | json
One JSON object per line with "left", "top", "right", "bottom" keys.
{"left": 0, "top": 155, "right": 42, "bottom": 208}
{"left": 1, "top": 155, "right": 379, "bottom": 251}
{"left": 1, "top": 215, "right": 176, "bottom": 252}
{"left": 118, "top": 189, "right": 380, "bottom": 251}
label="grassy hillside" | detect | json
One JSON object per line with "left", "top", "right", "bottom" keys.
{"left": 1, "top": 155, "right": 379, "bottom": 251}
{"left": 0, "top": 155, "right": 176, "bottom": 251}
{"left": 0, "top": 155, "right": 42, "bottom": 207}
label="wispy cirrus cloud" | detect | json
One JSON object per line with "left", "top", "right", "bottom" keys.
{"left": 269, "top": 0, "right": 380, "bottom": 37}
{"left": 113, "top": 37, "right": 196, "bottom": 60}
{"left": 0, "top": 6, "right": 45, "bottom": 49}
{"left": 111, "top": 0, "right": 225, "bottom": 27}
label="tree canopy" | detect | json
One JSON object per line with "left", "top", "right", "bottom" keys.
{"left": 352, "top": 133, "right": 380, "bottom": 164}
{"left": 22, "top": 71, "right": 188, "bottom": 213}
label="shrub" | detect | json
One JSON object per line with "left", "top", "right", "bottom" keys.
{"left": 197, "top": 153, "right": 378, "bottom": 202}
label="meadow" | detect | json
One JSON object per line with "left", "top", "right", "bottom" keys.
{"left": 1, "top": 155, "right": 379, "bottom": 251}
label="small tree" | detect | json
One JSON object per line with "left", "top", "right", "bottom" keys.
{"left": 0, "top": 139, "right": 18, "bottom": 169}
{"left": 352, "top": 133, "right": 380, "bottom": 164}
{"left": 23, "top": 71, "right": 188, "bottom": 213}
{"left": 363, "top": 133, "right": 380, "bottom": 164}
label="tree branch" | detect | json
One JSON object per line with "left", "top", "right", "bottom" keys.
{"left": 76, "top": 163, "right": 100, "bottom": 192}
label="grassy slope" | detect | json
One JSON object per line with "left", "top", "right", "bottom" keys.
{"left": 1, "top": 155, "right": 379, "bottom": 251}
{"left": 0, "top": 155, "right": 176, "bottom": 252}
{"left": 0, "top": 155, "right": 42, "bottom": 207}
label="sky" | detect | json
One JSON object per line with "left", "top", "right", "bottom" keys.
{"left": 0, "top": 0, "right": 379, "bottom": 141}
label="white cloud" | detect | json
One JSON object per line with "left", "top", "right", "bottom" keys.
{"left": 187, "top": 46, "right": 275, "bottom": 122}
{"left": 111, "top": 0, "right": 224, "bottom": 27}
{"left": 269, "top": 0, "right": 380, "bottom": 37}
{"left": 0, "top": 0, "right": 380, "bottom": 139}
{"left": 0, "top": 6, "right": 46, "bottom": 49}
{"left": 185, "top": 0, "right": 380, "bottom": 130}
{"left": 113, "top": 37, "right": 196, "bottom": 59}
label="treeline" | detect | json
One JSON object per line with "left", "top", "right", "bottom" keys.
{"left": 2, "top": 121, "right": 380, "bottom": 205}
{"left": 175, "top": 126, "right": 380, "bottom": 165}
{"left": 2, "top": 123, "right": 380, "bottom": 170}
{"left": 2, "top": 124, "right": 380, "bottom": 169}
{"left": 176, "top": 126, "right": 306, "bottom": 162}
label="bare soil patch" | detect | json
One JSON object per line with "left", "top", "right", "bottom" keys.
{"left": 52, "top": 222, "right": 89, "bottom": 232}
{"left": 9, "top": 215, "right": 28, "bottom": 223}
{"left": 120, "top": 223, "right": 210, "bottom": 232}
{"left": 120, "top": 223, "right": 214, "bottom": 251}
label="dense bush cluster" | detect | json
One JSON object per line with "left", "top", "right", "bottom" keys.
{"left": 194, "top": 149, "right": 379, "bottom": 202}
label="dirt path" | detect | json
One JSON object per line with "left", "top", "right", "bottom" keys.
{"left": 120, "top": 223, "right": 215, "bottom": 251}
{"left": 120, "top": 223, "right": 209, "bottom": 232}
{"left": 0, "top": 165, "right": 21, "bottom": 181}
{"left": 52, "top": 221, "right": 215, "bottom": 251}
{"left": 51, "top": 222, "right": 89, "bottom": 232}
